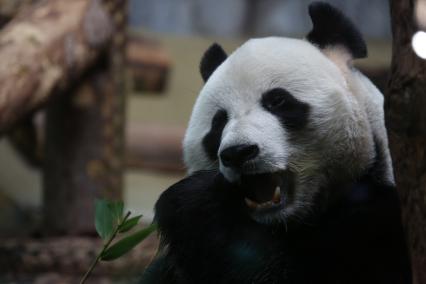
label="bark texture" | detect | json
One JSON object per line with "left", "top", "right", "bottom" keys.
{"left": 386, "top": 1, "right": 426, "bottom": 283}
{"left": 0, "top": 0, "right": 112, "bottom": 133}
{"left": 43, "top": 0, "right": 127, "bottom": 235}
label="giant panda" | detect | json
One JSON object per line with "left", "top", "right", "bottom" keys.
{"left": 141, "top": 2, "right": 412, "bottom": 284}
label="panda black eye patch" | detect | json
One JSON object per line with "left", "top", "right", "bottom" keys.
{"left": 261, "top": 88, "right": 310, "bottom": 131}
{"left": 202, "top": 109, "right": 228, "bottom": 161}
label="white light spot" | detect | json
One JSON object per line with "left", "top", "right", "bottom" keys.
{"left": 412, "top": 31, "right": 426, "bottom": 59}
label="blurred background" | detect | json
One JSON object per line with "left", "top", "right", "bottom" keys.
{"left": 0, "top": 0, "right": 393, "bottom": 283}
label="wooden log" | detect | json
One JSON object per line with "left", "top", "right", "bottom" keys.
{"left": 0, "top": 0, "right": 112, "bottom": 134}
{"left": 126, "top": 124, "right": 185, "bottom": 172}
{"left": 386, "top": 1, "right": 426, "bottom": 283}
{"left": 43, "top": 0, "right": 126, "bottom": 235}
{"left": 126, "top": 35, "right": 171, "bottom": 93}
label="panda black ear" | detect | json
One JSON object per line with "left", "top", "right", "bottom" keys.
{"left": 200, "top": 43, "right": 227, "bottom": 82}
{"left": 307, "top": 2, "right": 367, "bottom": 59}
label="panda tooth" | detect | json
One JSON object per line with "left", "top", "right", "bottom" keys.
{"left": 245, "top": 198, "right": 259, "bottom": 209}
{"left": 273, "top": 186, "right": 281, "bottom": 204}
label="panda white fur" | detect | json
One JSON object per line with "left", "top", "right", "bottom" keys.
{"left": 141, "top": 2, "right": 411, "bottom": 284}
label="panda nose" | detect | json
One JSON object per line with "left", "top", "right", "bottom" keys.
{"left": 220, "top": 144, "right": 259, "bottom": 168}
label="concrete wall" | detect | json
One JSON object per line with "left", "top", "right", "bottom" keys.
{"left": 129, "top": 0, "right": 391, "bottom": 39}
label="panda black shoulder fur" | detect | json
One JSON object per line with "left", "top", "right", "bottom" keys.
{"left": 141, "top": 2, "right": 412, "bottom": 284}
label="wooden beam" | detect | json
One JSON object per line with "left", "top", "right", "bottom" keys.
{"left": 0, "top": 0, "right": 112, "bottom": 134}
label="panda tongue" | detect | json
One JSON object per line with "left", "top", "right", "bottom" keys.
{"left": 241, "top": 173, "right": 282, "bottom": 203}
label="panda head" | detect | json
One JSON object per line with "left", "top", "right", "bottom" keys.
{"left": 183, "top": 2, "right": 394, "bottom": 224}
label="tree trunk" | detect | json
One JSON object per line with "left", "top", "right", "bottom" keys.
{"left": 43, "top": 0, "right": 127, "bottom": 235}
{"left": 0, "top": 0, "right": 112, "bottom": 133}
{"left": 386, "top": 1, "right": 426, "bottom": 283}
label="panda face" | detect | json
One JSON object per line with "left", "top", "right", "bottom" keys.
{"left": 184, "top": 37, "right": 374, "bottom": 223}
{"left": 183, "top": 3, "right": 393, "bottom": 224}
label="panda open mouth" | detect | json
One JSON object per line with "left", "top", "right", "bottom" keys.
{"left": 239, "top": 171, "right": 291, "bottom": 211}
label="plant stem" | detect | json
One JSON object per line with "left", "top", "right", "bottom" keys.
{"left": 80, "top": 211, "right": 132, "bottom": 284}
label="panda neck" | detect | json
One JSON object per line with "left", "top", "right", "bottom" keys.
{"left": 299, "top": 148, "right": 396, "bottom": 230}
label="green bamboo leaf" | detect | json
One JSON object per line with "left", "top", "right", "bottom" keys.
{"left": 108, "top": 201, "right": 124, "bottom": 225}
{"left": 118, "top": 215, "right": 142, "bottom": 233}
{"left": 101, "top": 223, "right": 157, "bottom": 261}
{"left": 95, "top": 199, "right": 114, "bottom": 240}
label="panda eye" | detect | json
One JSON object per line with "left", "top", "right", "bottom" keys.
{"left": 261, "top": 87, "right": 310, "bottom": 131}
{"left": 266, "top": 94, "right": 286, "bottom": 109}
{"left": 262, "top": 88, "right": 288, "bottom": 110}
